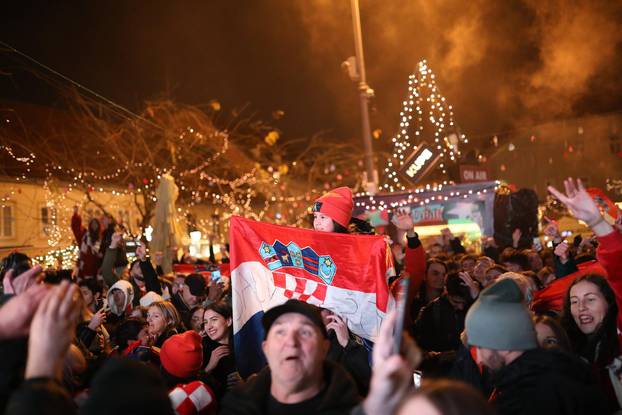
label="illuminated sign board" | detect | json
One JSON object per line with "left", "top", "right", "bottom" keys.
{"left": 459, "top": 165, "right": 490, "bottom": 183}
{"left": 399, "top": 141, "right": 441, "bottom": 185}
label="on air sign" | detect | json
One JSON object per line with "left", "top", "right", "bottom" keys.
{"left": 459, "top": 165, "right": 489, "bottom": 183}
{"left": 399, "top": 141, "right": 441, "bottom": 185}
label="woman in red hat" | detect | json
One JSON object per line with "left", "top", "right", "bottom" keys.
{"left": 311, "top": 187, "right": 354, "bottom": 233}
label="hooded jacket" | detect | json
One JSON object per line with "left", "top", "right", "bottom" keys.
{"left": 490, "top": 348, "right": 608, "bottom": 415}
{"left": 219, "top": 361, "right": 360, "bottom": 415}
{"left": 106, "top": 280, "right": 134, "bottom": 317}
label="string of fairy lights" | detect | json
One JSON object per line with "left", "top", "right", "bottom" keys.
{"left": 355, "top": 181, "right": 501, "bottom": 213}
{"left": 1, "top": 121, "right": 325, "bottom": 257}
{"left": 383, "top": 59, "right": 468, "bottom": 192}
{"left": 32, "top": 245, "right": 78, "bottom": 269}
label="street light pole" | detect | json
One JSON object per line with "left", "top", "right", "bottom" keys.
{"left": 349, "top": 0, "right": 378, "bottom": 195}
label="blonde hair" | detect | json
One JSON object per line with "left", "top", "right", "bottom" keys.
{"left": 148, "top": 301, "right": 181, "bottom": 330}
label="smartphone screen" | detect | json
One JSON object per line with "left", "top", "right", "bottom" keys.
{"left": 532, "top": 237, "right": 543, "bottom": 252}
{"left": 413, "top": 370, "right": 422, "bottom": 388}
{"left": 211, "top": 269, "right": 222, "bottom": 283}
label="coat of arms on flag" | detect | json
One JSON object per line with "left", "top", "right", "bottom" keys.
{"left": 229, "top": 216, "right": 394, "bottom": 376}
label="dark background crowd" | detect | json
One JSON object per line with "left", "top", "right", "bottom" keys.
{"left": 0, "top": 178, "right": 621, "bottom": 415}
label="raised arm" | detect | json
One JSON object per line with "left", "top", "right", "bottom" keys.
{"left": 137, "top": 243, "right": 162, "bottom": 295}
{"left": 393, "top": 211, "right": 426, "bottom": 289}
{"left": 101, "top": 232, "right": 122, "bottom": 287}
{"left": 70, "top": 206, "right": 85, "bottom": 245}
{"left": 548, "top": 178, "right": 622, "bottom": 322}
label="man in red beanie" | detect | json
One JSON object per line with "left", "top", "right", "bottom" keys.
{"left": 312, "top": 187, "right": 353, "bottom": 233}
{"left": 160, "top": 331, "right": 217, "bottom": 415}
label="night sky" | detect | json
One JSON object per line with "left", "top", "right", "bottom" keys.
{"left": 2, "top": 0, "right": 622, "bottom": 151}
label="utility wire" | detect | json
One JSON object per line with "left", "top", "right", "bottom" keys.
{"left": 0, "top": 40, "right": 163, "bottom": 130}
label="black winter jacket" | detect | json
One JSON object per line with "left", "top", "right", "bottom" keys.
{"left": 491, "top": 348, "right": 608, "bottom": 415}
{"left": 326, "top": 331, "right": 371, "bottom": 396}
{"left": 219, "top": 361, "right": 361, "bottom": 415}
{"left": 414, "top": 295, "right": 467, "bottom": 352}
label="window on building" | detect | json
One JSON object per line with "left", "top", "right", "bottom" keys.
{"left": 0, "top": 205, "right": 14, "bottom": 238}
{"left": 41, "top": 206, "right": 57, "bottom": 236}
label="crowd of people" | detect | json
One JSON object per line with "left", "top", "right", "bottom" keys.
{"left": 0, "top": 177, "right": 621, "bottom": 414}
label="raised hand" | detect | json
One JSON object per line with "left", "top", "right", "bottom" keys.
{"left": 554, "top": 242, "right": 570, "bottom": 264}
{"left": 548, "top": 178, "right": 615, "bottom": 236}
{"left": 88, "top": 307, "right": 107, "bottom": 330}
{"left": 543, "top": 219, "right": 560, "bottom": 240}
{"left": 0, "top": 283, "right": 49, "bottom": 339}
{"left": 393, "top": 210, "right": 415, "bottom": 233}
{"left": 363, "top": 310, "right": 422, "bottom": 415}
{"left": 110, "top": 231, "right": 123, "bottom": 249}
{"left": 325, "top": 314, "right": 349, "bottom": 348}
{"left": 25, "top": 281, "right": 82, "bottom": 380}
{"left": 458, "top": 271, "right": 480, "bottom": 299}
{"left": 207, "top": 281, "right": 223, "bottom": 302}
{"left": 548, "top": 179, "right": 603, "bottom": 226}
{"left": 3, "top": 265, "right": 42, "bottom": 295}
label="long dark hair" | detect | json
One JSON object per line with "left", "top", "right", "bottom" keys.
{"left": 0, "top": 252, "right": 32, "bottom": 281}
{"left": 561, "top": 274, "right": 619, "bottom": 366}
{"left": 204, "top": 301, "right": 233, "bottom": 344}
{"left": 88, "top": 218, "right": 101, "bottom": 242}
{"left": 533, "top": 315, "right": 572, "bottom": 353}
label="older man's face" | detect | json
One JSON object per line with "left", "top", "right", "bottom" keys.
{"left": 262, "top": 312, "right": 329, "bottom": 389}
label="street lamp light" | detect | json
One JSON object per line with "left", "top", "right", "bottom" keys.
{"left": 347, "top": 0, "right": 378, "bottom": 195}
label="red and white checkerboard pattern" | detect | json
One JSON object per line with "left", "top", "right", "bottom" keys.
{"left": 272, "top": 270, "right": 328, "bottom": 305}
{"left": 169, "top": 381, "right": 216, "bottom": 415}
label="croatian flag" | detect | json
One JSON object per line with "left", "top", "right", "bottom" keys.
{"left": 230, "top": 216, "right": 394, "bottom": 377}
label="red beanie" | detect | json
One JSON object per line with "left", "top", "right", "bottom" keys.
{"left": 312, "top": 187, "right": 353, "bottom": 228}
{"left": 160, "top": 331, "right": 203, "bottom": 379}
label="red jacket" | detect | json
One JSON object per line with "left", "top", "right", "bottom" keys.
{"left": 390, "top": 236, "right": 426, "bottom": 320}
{"left": 531, "top": 261, "right": 607, "bottom": 315}
{"left": 71, "top": 212, "right": 103, "bottom": 279}
{"left": 595, "top": 230, "right": 622, "bottom": 330}
{"left": 404, "top": 243, "right": 426, "bottom": 291}
{"left": 532, "top": 230, "right": 622, "bottom": 347}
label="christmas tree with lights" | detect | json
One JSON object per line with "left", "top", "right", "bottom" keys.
{"left": 383, "top": 59, "right": 467, "bottom": 193}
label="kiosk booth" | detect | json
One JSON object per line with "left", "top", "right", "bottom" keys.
{"left": 352, "top": 181, "right": 500, "bottom": 244}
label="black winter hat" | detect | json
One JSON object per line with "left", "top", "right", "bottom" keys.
{"left": 262, "top": 299, "right": 328, "bottom": 339}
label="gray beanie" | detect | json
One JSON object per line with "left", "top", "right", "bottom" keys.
{"left": 465, "top": 278, "right": 537, "bottom": 351}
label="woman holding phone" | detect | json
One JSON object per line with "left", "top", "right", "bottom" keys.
{"left": 201, "top": 301, "right": 241, "bottom": 398}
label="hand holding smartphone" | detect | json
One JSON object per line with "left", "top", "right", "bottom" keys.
{"left": 393, "top": 278, "right": 414, "bottom": 355}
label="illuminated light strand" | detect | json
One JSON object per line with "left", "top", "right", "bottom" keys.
{"left": 32, "top": 245, "right": 78, "bottom": 269}
{"left": 178, "top": 129, "right": 230, "bottom": 176}
{"left": 1, "top": 145, "right": 36, "bottom": 164}
{"left": 382, "top": 59, "right": 468, "bottom": 193}
{"left": 4, "top": 123, "right": 321, "bottom": 230}
{"left": 355, "top": 181, "right": 500, "bottom": 212}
